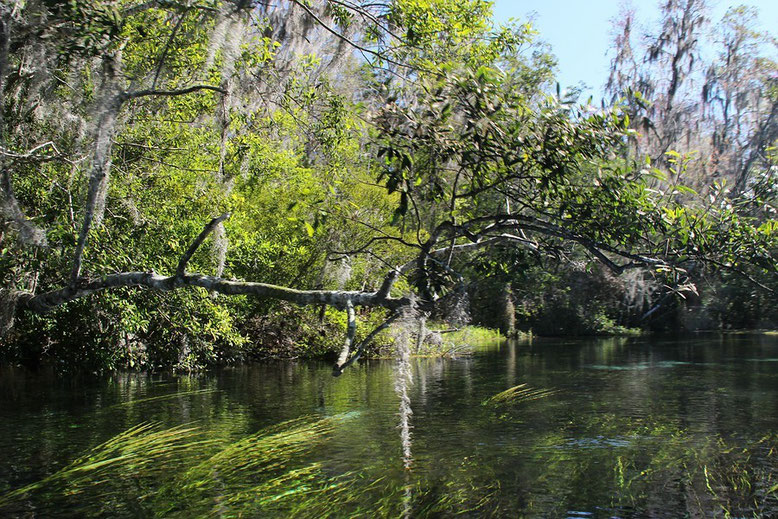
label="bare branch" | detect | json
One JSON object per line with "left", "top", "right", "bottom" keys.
{"left": 70, "top": 90, "right": 123, "bottom": 284}
{"left": 333, "top": 310, "right": 401, "bottom": 376}
{"left": 703, "top": 257, "right": 776, "bottom": 295}
{"left": 123, "top": 1, "right": 220, "bottom": 16}
{"left": 290, "top": 0, "right": 410, "bottom": 71}
{"left": 334, "top": 299, "right": 356, "bottom": 374}
{"left": 376, "top": 268, "right": 400, "bottom": 299}
{"left": 20, "top": 272, "right": 411, "bottom": 314}
{"left": 151, "top": 8, "right": 190, "bottom": 89}
{"left": 124, "top": 84, "right": 226, "bottom": 100}
{"left": 177, "top": 213, "right": 231, "bottom": 277}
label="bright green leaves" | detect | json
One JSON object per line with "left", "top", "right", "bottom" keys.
{"left": 304, "top": 221, "right": 315, "bottom": 238}
{"left": 387, "top": 0, "right": 539, "bottom": 73}
{"left": 120, "top": 6, "right": 214, "bottom": 85}
{"left": 391, "top": 0, "right": 493, "bottom": 47}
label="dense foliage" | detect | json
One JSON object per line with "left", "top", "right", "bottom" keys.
{"left": 0, "top": 0, "right": 776, "bottom": 372}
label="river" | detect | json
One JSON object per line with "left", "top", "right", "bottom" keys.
{"left": 1, "top": 333, "right": 777, "bottom": 517}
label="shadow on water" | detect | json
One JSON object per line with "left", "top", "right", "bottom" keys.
{"left": 1, "top": 333, "right": 778, "bottom": 517}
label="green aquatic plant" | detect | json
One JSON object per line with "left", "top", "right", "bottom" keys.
{"left": 0, "top": 422, "right": 210, "bottom": 514}
{"left": 482, "top": 383, "right": 558, "bottom": 406}
{"left": 0, "top": 413, "right": 507, "bottom": 517}
{"left": 0, "top": 416, "right": 361, "bottom": 517}
{"left": 161, "top": 416, "right": 344, "bottom": 516}
{"left": 3, "top": 406, "right": 778, "bottom": 517}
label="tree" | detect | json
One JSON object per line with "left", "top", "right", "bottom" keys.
{"left": 607, "top": 0, "right": 778, "bottom": 194}
{"left": 604, "top": 0, "right": 778, "bottom": 327}
{"left": 1, "top": 0, "right": 775, "bottom": 372}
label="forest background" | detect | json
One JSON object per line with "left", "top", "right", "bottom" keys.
{"left": 0, "top": 0, "right": 776, "bottom": 372}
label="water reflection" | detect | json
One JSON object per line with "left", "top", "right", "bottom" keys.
{"left": 0, "top": 334, "right": 777, "bottom": 516}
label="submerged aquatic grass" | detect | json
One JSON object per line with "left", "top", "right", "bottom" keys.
{"left": 0, "top": 414, "right": 505, "bottom": 517}
{"left": 483, "top": 383, "right": 558, "bottom": 406}
{"left": 2, "top": 410, "right": 778, "bottom": 517}
{"left": 0, "top": 422, "right": 208, "bottom": 508}
{"left": 0, "top": 416, "right": 368, "bottom": 518}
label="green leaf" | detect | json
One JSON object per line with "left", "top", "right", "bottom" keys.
{"left": 675, "top": 185, "right": 697, "bottom": 196}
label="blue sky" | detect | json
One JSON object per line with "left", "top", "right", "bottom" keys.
{"left": 492, "top": 0, "right": 778, "bottom": 99}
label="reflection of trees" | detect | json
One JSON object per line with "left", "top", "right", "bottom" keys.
{"left": 3, "top": 337, "right": 778, "bottom": 516}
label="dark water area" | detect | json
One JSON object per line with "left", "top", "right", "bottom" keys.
{"left": 1, "top": 333, "right": 778, "bottom": 517}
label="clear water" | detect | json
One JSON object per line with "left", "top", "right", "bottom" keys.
{"left": 1, "top": 333, "right": 777, "bottom": 517}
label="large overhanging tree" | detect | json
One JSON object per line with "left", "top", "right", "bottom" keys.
{"left": 1, "top": 0, "right": 776, "bottom": 371}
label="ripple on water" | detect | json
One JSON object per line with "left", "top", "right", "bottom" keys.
{"left": 585, "top": 360, "right": 719, "bottom": 370}
{"left": 559, "top": 436, "right": 633, "bottom": 449}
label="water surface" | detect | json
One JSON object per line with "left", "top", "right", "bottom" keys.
{"left": 1, "top": 333, "right": 777, "bottom": 517}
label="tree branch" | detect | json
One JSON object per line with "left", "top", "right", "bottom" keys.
{"left": 176, "top": 213, "right": 231, "bottom": 277}
{"left": 69, "top": 90, "right": 123, "bottom": 284}
{"left": 376, "top": 268, "right": 400, "bottom": 298}
{"left": 703, "top": 257, "right": 776, "bottom": 295}
{"left": 333, "top": 310, "right": 401, "bottom": 376}
{"left": 71, "top": 80, "right": 228, "bottom": 284}
{"left": 124, "top": 84, "right": 226, "bottom": 100}
{"left": 334, "top": 299, "right": 356, "bottom": 374}
{"left": 290, "top": 0, "right": 418, "bottom": 76}
{"left": 20, "top": 272, "right": 411, "bottom": 314}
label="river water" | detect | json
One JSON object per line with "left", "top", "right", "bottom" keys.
{"left": 1, "top": 333, "right": 777, "bottom": 517}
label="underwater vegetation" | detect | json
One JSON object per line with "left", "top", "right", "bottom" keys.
{"left": 1, "top": 405, "right": 777, "bottom": 517}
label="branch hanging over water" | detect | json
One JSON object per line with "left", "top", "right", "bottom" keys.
{"left": 333, "top": 310, "right": 402, "bottom": 376}
{"left": 21, "top": 215, "right": 409, "bottom": 314}
{"left": 20, "top": 272, "right": 410, "bottom": 314}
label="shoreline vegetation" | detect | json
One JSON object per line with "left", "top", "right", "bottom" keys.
{"left": 1, "top": 0, "right": 776, "bottom": 373}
